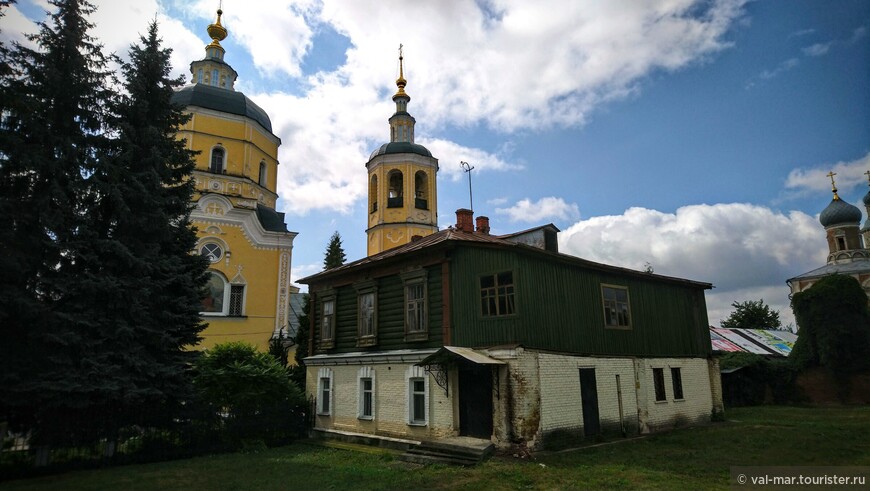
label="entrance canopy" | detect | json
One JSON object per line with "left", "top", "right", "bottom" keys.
{"left": 417, "top": 346, "right": 505, "bottom": 398}
{"left": 418, "top": 346, "right": 506, "bottom": 367}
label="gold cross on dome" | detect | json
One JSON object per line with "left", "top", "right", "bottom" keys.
{"left": 827, "top": 171, "right": 840, "bottom": 199}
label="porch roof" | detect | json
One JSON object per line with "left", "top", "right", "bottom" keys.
{"left": 418, "top": 346, "right": 506, "bottom": 367}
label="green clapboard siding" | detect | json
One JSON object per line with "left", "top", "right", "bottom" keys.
{"left": 311, "top": 264, "right": 443, "bottom": 354}
{"left": 449, "top": 247, "right": 711, "bottom": 357}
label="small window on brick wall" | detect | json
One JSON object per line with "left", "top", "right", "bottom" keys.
{"left": 653, "top": 368, "right": 666, "bottom": 402}
{"left": 671, "top": 367, "right": 684, "bottom": 400}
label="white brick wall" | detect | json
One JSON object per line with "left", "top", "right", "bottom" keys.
{"left": 537, "top": 354, "right": 638, "bottom": 436}
{"left": 306, "top": 349, "right": 718, "bottom": 449}
{"left": 306, "top": 361, "right": 455, "bottom": 440}
{"left": 639, "top": 357, "right": 714, "bottom": 432}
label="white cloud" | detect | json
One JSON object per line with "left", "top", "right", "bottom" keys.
{"left": 558, "top": 203, "right": 828, "bottom": 328}
{"left": 217, "top": 0, "right": 318, "bottom": 79}
{"left": 319, "top": 0, "right": 747, "bottom": 132}
{"left": 291, "top": 262, "right": 321, "bottom": 287}
{"left": 758, "top": 57, "right": 799, "bottom": 80}
{"left": 3, "top": 0, "right": 749, "bottom": 216}
{"left": 0, "top": 5, "right": 37, "bottom": 48}
{"left": 785, "top": 152, "right": 870, "bottom": 193}
{"left": 802, "top": 42, "right": 831, "bottom": 57}
{"left": 496, "top": 197, "right": 580, "bottom": 223}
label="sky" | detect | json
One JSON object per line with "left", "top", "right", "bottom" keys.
{"left": 2, "top": 0, "right": 868, "bottom": 329}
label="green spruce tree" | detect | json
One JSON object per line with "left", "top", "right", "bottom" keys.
{"left": 0, "top": 0, "right": 116, "bottom": 444}
{"left": 324, "top": 231, "right": 347, "bottom": 269}
{"left": 80, "top": 20, "right": 208, "bottom": 431}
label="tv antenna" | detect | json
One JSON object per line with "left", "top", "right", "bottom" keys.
{"left": 460, "top": 161, "right": 475, "bottom": 212}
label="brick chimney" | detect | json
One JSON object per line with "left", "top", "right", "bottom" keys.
{"left": 456, "top": 208, "right": 474, "bottom": 233}
{"left": 476, "top": 216, "right": 490, "bottom": 235}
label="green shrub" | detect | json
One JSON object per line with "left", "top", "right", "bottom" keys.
{"left": 193, "top": 342, "right": 307, "bottom": 447}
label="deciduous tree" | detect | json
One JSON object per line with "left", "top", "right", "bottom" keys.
{"left": 721, "top": 299, "right": 782, "bottom": 330}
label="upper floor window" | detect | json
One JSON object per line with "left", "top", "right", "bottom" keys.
{"left": 401, "top": 270, "right": 428, "bottom": 341}
{"left": 320, "top": 296, "right": 335, "bottom": 348}
{"left": 258, "top": 161, "right": 267, "bottom": 187}
{"left": 210, "top": 147, "right": 225, "bottom": 174}
{"left": 199, "top": 242, "right": 223, "bottom": 263}
{"left": 414, "top": 171, "right": 428, "bottom": 210}
{"left": 602, "top": 284, "right": 631, "bottom": 329}
{"left": 370, "top": 175, "right": 378, "bottom": 213}
{"left": 197, "top": 68, "right": 203, "bottom": 84}
{"left": 480, "top": 271, "right": 516, "bottom": 317}
{"left": 355, "top": 281, "right": 378, "bottom": 347}
{"left": 387, "top": 170, "right": 403, "bottom": 208}
{"left": 211, "top": 69, "right": 219, "bottom": 87}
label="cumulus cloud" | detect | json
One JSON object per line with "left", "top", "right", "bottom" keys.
{"left": 213, "top": 0, "right": 318, "bottom": 79}
{"left": 559, "top": 203, "right": 828, "bottom": 328}
{"left": 785, "top": 152, "right": 870, "bottom": 193}
{"left": 320, "top": 0, "right": 747, "bottom": 132}
{"left": 4, "top": 0, "right": 749, "bottom": 215}
{"left": 496, "top": 197, "right": 580, "bottom": 223}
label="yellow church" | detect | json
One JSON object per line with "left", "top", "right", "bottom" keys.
{"left": 171, "top": 9, "right": 296, "bottom": 350}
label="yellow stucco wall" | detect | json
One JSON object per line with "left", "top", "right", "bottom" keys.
{"left": 179, "top": 104, "right": 294, "bottom": 352}
{"left": 367, "top": 160, "right": 438, "bottom": 256}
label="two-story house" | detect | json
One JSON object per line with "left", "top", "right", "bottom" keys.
{"left": 300, "top": 209, "right": 723, "bottom": 450}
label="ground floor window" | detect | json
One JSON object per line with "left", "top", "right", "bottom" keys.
{"left": 653, "top": 368, "right": 666, "bottom": 402}
{"left": 405, "top": 365, "right": 428, "bottom": 426}
{"left": 317, "top": 368, "right": 333, "bottom": 415}
{"left": 357, "top": 366, "right": 375, "bottom": 420}
{"left": 671, "top": 367, "right": 684, "bottom": 400}
{"left": 410, "top": 378, "right": 426, "bottom": 424}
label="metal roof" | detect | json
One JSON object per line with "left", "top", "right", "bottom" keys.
{"left": 418, "top": 346, "right": 507, "bottom": 366}
{"left": 787, "top": 259, "right": 870, "bottom": 282}
{"left": 172, "top": 83, "right": 273, "bottom": 133}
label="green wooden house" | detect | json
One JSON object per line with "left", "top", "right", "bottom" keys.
{"left": 300, "top": 210, "right": 723, "bottom": 450}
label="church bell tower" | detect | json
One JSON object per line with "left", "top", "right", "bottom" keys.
{"left": 365, "top": 47, "right": 439, "bottom": 256}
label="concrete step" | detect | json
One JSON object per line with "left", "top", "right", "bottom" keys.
{"left": 400, "top": 438, "right": 495, "bottom": 466}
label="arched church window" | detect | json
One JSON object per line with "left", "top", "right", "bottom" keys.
{"left": 212, "top": 69, "right": 219, "bottom": 86}
{"left": 197, "top": 68, "right": 203, "bottom": 84}
{"left": 201, "top": 272, "right": 227, "bottom": 314}
{"left": 258, "top": 161, "right": 267, "bottom": 187}
{"left": 387, "top": 170, "right": 403, "bottom": 208}
{"left": 210, "top": 146, "right": 225, "bottom": 174}
{"left": 370, "top": 175, "right": 378, "bottom": 213}
{"left": 414, "top": 171, "right": 428, "bottom": 210}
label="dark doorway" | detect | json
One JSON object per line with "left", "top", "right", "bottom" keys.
{"left": 458, "top": 362, "right": 493, "bottom": 438}
{"left": 579, "top": 368, "right": 600, "bottom": 437}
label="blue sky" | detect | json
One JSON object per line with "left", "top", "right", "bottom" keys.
{"left": 3, "top": 0, "right": 868, "bottom": 328}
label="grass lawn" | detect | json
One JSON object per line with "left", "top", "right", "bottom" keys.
{"left": 3, "top": 406, "right": 869, "bottom": 490}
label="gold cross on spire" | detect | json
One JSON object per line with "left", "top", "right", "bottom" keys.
{"left": 827, "top": 171, "right": 840, "bottom": 200}
{"left": 398, "top": 44, "right": 405, "bottom": 79}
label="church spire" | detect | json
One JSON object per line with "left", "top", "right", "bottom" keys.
{"left": 205, "top": 8, "right": 228, "bottom": 60}
{"left": 189, "top": 5, "right": 239, "bottom": 90}
{"left": 389, "top": 44, "right": 415, "bottom": 143}
{"left": 827, "top": 171, "right": 840, "bottom": 200}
